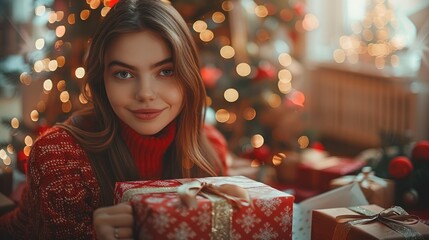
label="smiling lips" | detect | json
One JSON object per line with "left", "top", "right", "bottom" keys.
{"left": 131, "top": 109, "right": 163, "bottom": 120}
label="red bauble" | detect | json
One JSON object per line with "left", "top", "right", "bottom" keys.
{"left": 253, "top": 145, "right": 272, "bottom": 163}
{"left": 17, "top": 150, "right": 29, "bottom": 174}
{"left": 200, "top": 66, "right": 222, "bottom": 88}
{"left": 411, "top": 140, "right": 429, "bottom": 161}
{"left": 109, "top": 0, "right": 119, "bottom": 7}
{"left": 388, "top": 156, "right": 413, "bottom": 179}
{"left": 311, "top": 141, "right": 325, "bottom": 151}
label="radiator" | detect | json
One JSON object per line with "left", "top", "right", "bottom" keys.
{"left": 306, "top": 63, "right": 426, "bottom": 148}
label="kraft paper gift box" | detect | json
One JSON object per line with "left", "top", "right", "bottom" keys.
{"left": 311, "top": 204, "right": 429, "bottom": 240}
{"left": 329, "top": 166, "right": 395, "bottom": 208}
{"left": 115, "top": 175, "right": 294, "bottom": 240}
{"left": 297, "top": 156, "right": 366, "bottom": 191}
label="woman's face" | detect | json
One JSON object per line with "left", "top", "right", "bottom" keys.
{"left": 104, "top": 30, "right": 183, "bottom": 135}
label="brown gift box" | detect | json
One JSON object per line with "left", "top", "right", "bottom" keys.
{"left": 311, "top": 204, "right": 429, "bottom": 240}
{"left": 330, "top": 167, "right": 395, "bottom": 208}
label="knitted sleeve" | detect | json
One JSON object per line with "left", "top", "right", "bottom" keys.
{"left": 0, "top": 128, "right": 101, "bottom": 240}
{"left": 203, "top": 124, "right": 229, "bottom": 175}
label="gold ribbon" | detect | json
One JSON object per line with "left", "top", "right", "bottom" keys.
{"left": 177, "top": 181, "right": 253, "bottom": 209}
{"left": 334, "top": 206, "right": 423, "bottom": 240}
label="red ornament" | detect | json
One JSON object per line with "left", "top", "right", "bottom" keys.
{"left": 253, "top": 63, "right": 276, "bottom": 82}
{"left": 200, "top": 66, "right": 222, "bottom": 88}
{"left": 311, "top": 141, "right": 325, "bottom": 151}
{"left": 17, "top": 150, "right": 29, "bottom": 174}
{"left": 411, "top": 140, "right": 429, "bottom": 161}
{"left": 388, "top": 156, "right": 413, "bottom": 179}
{"left": 252, "top": 145, "right": 272, "bottom": 163}
{"left": 109, "top": 0, "right": 119, "bottom": 7}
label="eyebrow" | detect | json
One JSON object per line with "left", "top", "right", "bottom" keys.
{"left": 106, "top": 57, "right": 173, "bottom": 70}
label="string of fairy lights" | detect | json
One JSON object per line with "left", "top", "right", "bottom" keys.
{"left": 0, "top": 0, "right": 323, "bottom": 171}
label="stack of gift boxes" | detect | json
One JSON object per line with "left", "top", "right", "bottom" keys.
{"left": 112, "top": 140, "right": 429, "bottom": 239}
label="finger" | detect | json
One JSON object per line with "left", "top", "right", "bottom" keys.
{"left": 114, "top": 227, "right": 134, "bottom": 239}
{"left": 95, "top": 203, "right": 133, "bottom": 216}
{"left": 111, "top": 213, "right": 134, "bottom": 227}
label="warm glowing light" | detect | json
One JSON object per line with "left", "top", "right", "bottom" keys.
{"left": 35, "top": 38, "right": 45, "bottom": 50}
{"left": 11, "top": 118, "right": 19, "bottom": 129}
{"left": 391, "top": 54, "right": 400, "bottom": 67}
{"left": 251, "top": 134, "right": 264, "bottom": 148}
{"left": 193, "top": 20, "right": 207, "bottom": 33}
{"left": 298, "top": 136, "right": 309, "bottom": 149}
{"left": 30, "top": 110, "right": 39, "bottom": 122}
{"left": 215, "top": 109, "right": 230, "bottom": 123}
{"left": 35, "top": 5, "right": 46, "bottom": 16}
{"left": 25, "top": 136, "right": 33, "bottom": 147}
{"left": 236, "top": 63, "right": 251, "bottom": 77}
{"left": 23, "top": 146, "right": 31, "bottom": 156}
{"left": 212, "top": 12, "right": 225, "bottom": 23}
{"left": 375, "top": 56, "right": 385, "bottom": 69}
{"left": 302, "top": 13, "right": 319, "bottom": 31}
{"left": 226, "top": 112, "right": 237, "bottom": 124}
{"left": 199, "top": 29, "right": 214, "bottom": 42}
{"left": 222, "top": 1, "right": 233, "bottom": 11}
{"left": 62, "top": 101, "right": 72, "bottom": 113}
{"left": 20, "top": 72, "right": 32, "bottom": 85}
{"left": 43, "top": 79, "right": 53, "bottom": 91}
{"left": 272, "top": 152, "right": 286, "bottom": 166}
{"left": 48, "top": 60, "right": 58, "bottom": 71}
{"left": 333, "top": 49, "right": 346, "bottom": 63}
{"left": 0, "top": 149, "right": 6, "bottom": 160}
{"left": 79, "top": 93, "right": 88, "bottom": 104}
{"left": 220, "top": 45, "right": 235, "bottom": 59}
{"left": 278, "top": 69, "right": 292, "bottom": 82}
{"left": 278, "top": 80, "right": 292, "bottom": 94}
{"left": 56, "top": 25, "right": 66, "bottom": 38}
{"left": 254, "top": 5, "right": 268, "bottom": 18}
{"left": 75, "top": 67, "right": 86, "bottom": 79}
{"left": 101, "top": 7, "right": 111, "bottom": 16}
{"left": 57, "top": 56, "right": 66, "bottom": 67}
{"left": 60, "top": 91, "right": 70, "bottom": 103}
{"left": 267, "top": 93, "right": 282, "bottom": 108}
{"left": 278, "top": 53, "right": 292, "bottom": 67}
{"left": 3, "top": 156, "right": 11, "bottom": 166}
{"left": 68, "top": 14, "right": 76, "bottom": 24}
{"left": 34, "top": 60, "right": 44, "bottom": 72}
{"left": 250, "top": 159, "right": 260, "bottom": 167}
{"left": 56, "top": 11, "right": 64, "bottom": 21}
{"left": 89, "top": 0, "right": 101, "bottom": 9}
{"left": 6, "top": 144, "right": 14, "bottom": 154}
{"left": 48, "top": 11, "right": 57, "bottom": 23}
{"left": 57, "top": 80, "right": 66, "bottom": 91}
{"left": 224, "top": 88, "right": 239, "bottom": 102}
{"left": 243, "top": 107, "right": 256, "bottom": 120}
{"left": 80, "top": 10, "right": 91, "bottom": 20}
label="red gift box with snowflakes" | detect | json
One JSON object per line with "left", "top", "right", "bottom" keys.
{"left": 114, "top": 175, "right": 294, "bottom": 240}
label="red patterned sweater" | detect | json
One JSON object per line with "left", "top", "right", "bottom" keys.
{"left": 0, "top": 123, "right": 228, "bottom": 239}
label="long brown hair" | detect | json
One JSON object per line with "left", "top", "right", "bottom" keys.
{"left": 58, "top": 0, "right": 223, "bottom": 205}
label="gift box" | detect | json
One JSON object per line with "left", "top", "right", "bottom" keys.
{"left": 330, "top": 166, "right": 395, "bottom": 208}
{"left": 297, "top": 156, "right": 366, "bottom": 191}
{"left": 311, "top": 204, "right": 429, "bottom": 240}
{"left": 115, "top": 176, "right": 294, "bottom": 240}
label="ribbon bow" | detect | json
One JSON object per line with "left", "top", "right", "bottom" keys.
{"left": 334, "top": 206, "right": 423, "bottom": 240}
{"left": 178, "top": 181, "right": 253, "bottom": 209}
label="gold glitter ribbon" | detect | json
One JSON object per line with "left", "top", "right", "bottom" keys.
{"left": 333, "top": 206, "right": 423, "bottom": 240}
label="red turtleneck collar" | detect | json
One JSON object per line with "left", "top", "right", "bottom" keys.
{"left": 119, "top": 120, "right": 177, "bottom": 179}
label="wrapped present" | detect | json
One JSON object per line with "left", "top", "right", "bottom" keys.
{"left": 275, "top": 151, "right": 301, "bottom": 183}
{"left": 330, "top": 166, "right": 395, "bottom": 208}
{"left": 115, "top": 176, "right": 294, "bottom": 240}
{"left": 311, "top": 204, "right": 429, "bottom": 240}
{"left": 297, "top": 156, "right": 366, "bottom": 191}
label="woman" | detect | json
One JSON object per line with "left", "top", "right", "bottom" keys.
{"left": 0, "top": 0, "right": 228, "bottom": 239}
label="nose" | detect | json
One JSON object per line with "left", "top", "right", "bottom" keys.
{"left": 135, "top": 74, "right": 156, "bottom": 101}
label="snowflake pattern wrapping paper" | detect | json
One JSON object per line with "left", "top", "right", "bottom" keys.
{"left": 114, "top": 176, "right": 294, "bottom": 240}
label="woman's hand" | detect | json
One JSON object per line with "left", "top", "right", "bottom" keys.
{"left": 93, "top": 202, "right": 134, "bottom": 240}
